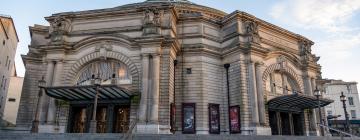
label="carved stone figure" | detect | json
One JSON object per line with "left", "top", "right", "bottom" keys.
{"left": 243, "top": 20, "right": 260, "bottom": 43}
{"left": 143, "top": 8, "right": 162, "bottom": 35}
{"left": 49, "top": 16, "right": 72, "bottom": 41}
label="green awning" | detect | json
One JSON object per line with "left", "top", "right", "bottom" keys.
{"left": 267, "top": 93, "right": 333, "bottom": 112}
{"left": 44, "top": 85, "right": 137, "bottom": 101}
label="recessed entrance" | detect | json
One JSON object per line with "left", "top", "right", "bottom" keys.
{"left": 268, "top": 110, "right": 303, "bottom": 135}
{"left": 113, "top": 105, "right": 130, "bottom": 133}
{"left": 68, "top": 104, "right": 130, "bottom": 133}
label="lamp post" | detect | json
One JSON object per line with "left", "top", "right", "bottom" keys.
{"left": 89, "top": 74, "right": 101, "bottom": 133}
{"left": 224, "top": 63, "right": 231, "bottom": 133}
{"left": 340, "top": 92, "right": 350, "bottom": 132}
{"left": 314, "top": 86, "right": 323, "bottom": 136}
{"left": 31, "top": 77, "right": 46, "bottom": 133}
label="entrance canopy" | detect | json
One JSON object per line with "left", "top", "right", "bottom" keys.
{"left": 44, "top": 85, "right": 137, "bottom": 101}
{"left": 267, "top": 93, "right": 333, "bottom": 113}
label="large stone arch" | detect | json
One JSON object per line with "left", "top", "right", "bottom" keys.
{"left": 66, "top": 51, "right": 140, "bottom": 91}
{"left": 262, "top": 62, "right": 304, "bottom": 97}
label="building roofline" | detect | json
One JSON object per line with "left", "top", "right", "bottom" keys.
{"left": 0, "top": 15, "right": 20, "bottom": 42}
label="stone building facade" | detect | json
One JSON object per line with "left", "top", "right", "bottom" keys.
{"left": 0, "top": 15, "right": 18, "bottom": 119}
{"left": 17, "top": 0, "right": 329, "bottom": 136}
{"left": 321, "top": 79, "right": 360, "bottom": 135}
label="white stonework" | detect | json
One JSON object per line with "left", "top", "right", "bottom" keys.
{"left": 322, "top": 80, "right": 360, "bottom": 120}
{"left": 0, "top": 15, "right": 19, "bottom": 121}
{"left": 16, "top": 0, "right": 324, "bottom": 136}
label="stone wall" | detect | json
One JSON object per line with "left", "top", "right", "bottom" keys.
{"left": 0, "top": 133, "right": 357, "bottom": 140}
{"left": 16, "top": 62, "right": 46, "bottom": 127}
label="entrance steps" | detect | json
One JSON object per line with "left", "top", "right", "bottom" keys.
{"left": 0, "top": 133, "right": 358, "bottom": 140}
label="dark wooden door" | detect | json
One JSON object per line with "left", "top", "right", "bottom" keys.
{"left": 281, "top": 112, "right": 291, "bottom": 135}
{"left": 70, "top": 107, "right": 87, "bottom": 133}
{"left": 113, "top": 105, "right": 130, "bottom": 133}
{"left": 269, "top": 111, "right": 279, "bottom": 135}
{"left": 292, "top": 113, "right": 304, "bottom": 136}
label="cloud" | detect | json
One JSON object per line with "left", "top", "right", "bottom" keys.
{"left": 315, "top": 33, "right": 360, "bottom": 61}
{"left": 270, "top": 0, "right": 360, "bottom": 32}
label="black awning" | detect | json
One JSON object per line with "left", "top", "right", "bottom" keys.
{"left": 44, "top": 85, "right": 137, "bottom": 101}
{"left": 267, "top": 93, "right": 333, "bottom": 112}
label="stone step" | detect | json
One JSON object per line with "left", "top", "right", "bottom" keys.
{"left": 0, "top": 133, "right": 358, "bottom": 140}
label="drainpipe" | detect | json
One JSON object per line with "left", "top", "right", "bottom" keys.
{"left": 224, "top": 63, "right": 231, "bottom": 133}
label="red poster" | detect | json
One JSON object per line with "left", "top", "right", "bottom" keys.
{"left": 230, "top": 106, "right": 241, "bottom": 133}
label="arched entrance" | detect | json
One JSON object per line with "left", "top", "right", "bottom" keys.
{"left": 45, "top": 58, "right": 138, "bottom": 133}
{"left": 263, "top": 63, "right": 333, "bottom": 136}
{"left": 265, "top": 69, "right": 304, "bottom": 135}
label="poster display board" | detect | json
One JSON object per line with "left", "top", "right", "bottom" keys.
{"left": 208, "top": 103, "right": 220, "bottom": 134}
{"left": 182, "top": 103, "right": 196, "bottom": 134}
{"left": 230, "top": 105, "right": 241, "bottom": 133}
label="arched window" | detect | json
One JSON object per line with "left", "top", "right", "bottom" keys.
{"left": 76, "top": 59, "right": 132, "bottom": 85}
{"left": 265, "top": 70, "right": 300, "bottom": 97}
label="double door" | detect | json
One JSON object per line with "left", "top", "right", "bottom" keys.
{"left": 269, "top": 111, "right": 303, "bottom": 135}
{"left": 69, "top": 105, "right": 130, "bottom": 133}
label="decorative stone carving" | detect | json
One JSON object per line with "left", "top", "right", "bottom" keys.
{"left": 49, "top": 16, "right": 72, "bottom": 42}
{"left": 298, "top": 40, "right": 318, "bottom": 63}
{"left": 276, "top": 55, "right": 287, "bottom": 71}
{"left": 95, "top": 42, "right": 113, "bottom": 60}
{"left": 143, "top": 8, "right": 163, "bottom": 35}
{"left": 243, "top": 20, "right": 260, "bottom": 44}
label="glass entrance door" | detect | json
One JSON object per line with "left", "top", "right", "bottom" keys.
{"left": 113, "top": 105, "right": 130, "bottom": 133}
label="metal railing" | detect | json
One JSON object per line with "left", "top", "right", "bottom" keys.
{"left": 318, "top": 123, "right": 358, "bottom": 139}
{"left": 121, "top": 119, "right": 138, "bottom": 140}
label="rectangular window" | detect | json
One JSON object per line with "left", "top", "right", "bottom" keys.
{"left": 182, "top": 103, "right": 196, "bottom": 134}
{"left": 8, "top": 98, "right": 15, "bottom": 102}
{"left": 5, "top": 56, "right": 8, "bottom": 66}
{"left": 229, "top": 105, "right": 241, "bottom": 133}
{"left": 3, "top": 79, "right": 6, "bottom": 90}
{"left": 351, "top": 110, "right": 356, "bottom": 119}
{"left": 348, "top": 97, "right": 354, "bottom": 105}
{"left": 0, "top": 76, "right": 3, "bottom": 88}
{"left": 7, "top": 60, "right": 10, "bottom": 70}
{"left": 327, "top": 110, "right": 332, "bottom": 116}
{"left": 208, "top": 103, "right": 220, "bottom": 134}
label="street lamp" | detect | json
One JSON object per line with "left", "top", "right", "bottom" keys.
{"left": 31, "top": 77, "right": 46, "bottom": 133}
{"left": 89, "top": 74, "right": 101, "bottom": 133}
{"left": 314, "top": 86, "right": 323, "bottom": 136}
{"left": 340, "top": 92, "right": 350, "bottom": 132}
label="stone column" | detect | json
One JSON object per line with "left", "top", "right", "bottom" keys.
{"left": 255, "top": 62, "right": 266, "bottom": 126}
{"left": 139, "top": 54, "right": 149, "bottom": 123}
{"left": 248, "top": 61, "right": 259, "bottom": 126}
{"left": 40, "top": 61, "right": 55, "bottom": 123}
{"left": 304, "top": 75, "right": 317, "bottom": 135}
{"left": 149, "top": 54, "right": 160, "bottom": 123}
{"left": 47, "top": 60, "right": 63, "bottom": 124}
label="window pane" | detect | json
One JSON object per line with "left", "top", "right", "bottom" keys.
{"left": 348, "top": 97, "right": 354, "bottom": 105}
{"left": 351, "top": 110, "right": 356, "bottom": 119}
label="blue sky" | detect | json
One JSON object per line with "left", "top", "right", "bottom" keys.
{"left": 1, "top": 0, "right": 360, "bottom": 90}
